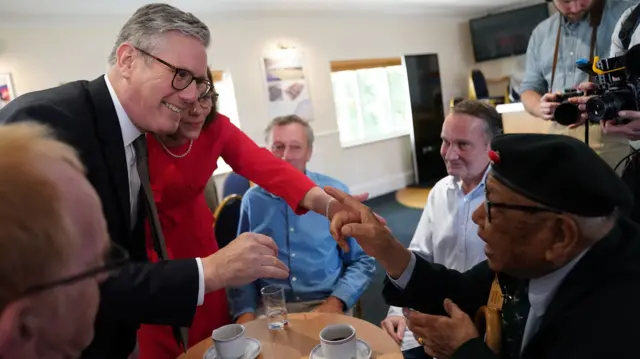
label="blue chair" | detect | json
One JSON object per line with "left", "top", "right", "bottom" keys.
{"left": 213, "top": 194, "right": 243, "bottom": 249}
{"left": 468, "top": 69, "right": 508, "bottom": 106}
{"left": 222, "top": 172, "right": 251, "bottom": 197}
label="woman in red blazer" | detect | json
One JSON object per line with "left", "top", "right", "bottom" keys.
{"left": 136, "top": 70, "right": 356, "bottom": 359}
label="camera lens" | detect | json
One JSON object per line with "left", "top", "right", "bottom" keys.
{"left": 554, "top": 103, "right": 580, "bottom": 126}
{"left": 586, "top": 93, "right": 625, "bottom": 122}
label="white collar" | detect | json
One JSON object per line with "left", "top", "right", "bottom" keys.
{"left": 104, "top": 74, "right": 141, "bottom": 147}
{"left": 528, "top": 248, "right": 590, "bottom": 317}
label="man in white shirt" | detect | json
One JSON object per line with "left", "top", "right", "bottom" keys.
{"left": 380, "top": 100, "right": 498, "bottom": 358}
{"left": 610, "top": 4, "right": 640, "bottom": 57}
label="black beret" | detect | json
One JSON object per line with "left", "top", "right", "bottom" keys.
{"left": 489, "top": 133, "right": 633, "bottom": 217}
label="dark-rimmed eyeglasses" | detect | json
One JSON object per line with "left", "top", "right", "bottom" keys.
{"left": 19, "top": 242, "right": 130, "bottom": 298}
{"left": 135, "top": 47, "right": 213, "bottom": 99}
{"left": 484, "top": 186, "right": 562, "bottom": 223}
{"left": 198, "top": 92, "right": 219, "bottom": 109}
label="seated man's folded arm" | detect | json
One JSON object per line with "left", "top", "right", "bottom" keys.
{"left": 227, "top": 283, "right": 259, "bottom": 322}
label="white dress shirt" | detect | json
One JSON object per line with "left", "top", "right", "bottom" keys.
{"left": 104, "top": 75, "right": 142, "bottom": 225}
{"left": 104, "top": 75, "right": 205, "bottom": 306}
{"left": 521, "top": 249, "right": 588, "bottom": 351}
{"left": 387, "top": 170, "right": 488, "bottom": 351}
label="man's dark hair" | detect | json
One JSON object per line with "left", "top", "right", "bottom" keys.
{"left": 203, "top": 68, "right": 218, "bottom": 128}
{"left": 451, "top": 100, "right": 502, "bottom": 139}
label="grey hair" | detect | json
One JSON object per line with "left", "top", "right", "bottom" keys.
{"left": 573, "top": 211, "right": 617, "bottom": 243}
{"left": 107, "top": 3, "right": 210, "bottom": 65}
{"left": 264, "top": 115, "right": 315, "bottom": 148}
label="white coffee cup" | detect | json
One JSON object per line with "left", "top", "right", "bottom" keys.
{"left": 211, "top": 324, "right": 247, "bottom": 359}
{"left": 319, "top": 324, "right": 357, "bottom": 359}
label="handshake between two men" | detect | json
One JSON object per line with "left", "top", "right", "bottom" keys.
{"left": 323, "top": 185, "right": 478, "bottom": 359}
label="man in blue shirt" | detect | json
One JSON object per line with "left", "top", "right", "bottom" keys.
{"left": 228, "top": 115, "right": 376, "bottom": 324}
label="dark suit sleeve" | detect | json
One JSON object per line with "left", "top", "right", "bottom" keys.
{"left": 532, "top": 282, "right": 640, "bottom": 359}
{"left": 99, "top": 260, "right": 198, "bottom": 326}
{"left": 382, "top": 253, "right": 493, "bottom": 317}
{"left": 0, "top": 100, "right": 200, "bottom": 327}
{"left": 451, "top": 338, "right": 498, "bottom": 359}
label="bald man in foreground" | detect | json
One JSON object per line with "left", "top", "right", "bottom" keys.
{"left": 0, "top": 122, "right": 115, "bottom": 359}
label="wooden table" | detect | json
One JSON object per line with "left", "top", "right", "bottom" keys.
{"left": 178, "top": 312, "right": 403, "bottom": 359}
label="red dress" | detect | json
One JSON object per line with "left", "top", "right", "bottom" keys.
{"left": 136, "top": 113, "right": 316, "bottom": 359}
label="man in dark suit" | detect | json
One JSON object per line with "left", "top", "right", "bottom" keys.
{"left": 0, "top": 4, "right": 289, "bottom": 358}
{"left": 325, "top": 133, "right": 640, "bottom": 359}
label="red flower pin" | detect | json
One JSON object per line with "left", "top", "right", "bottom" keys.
{"left": 488, "top": 150, "right": 501, "bottom": 165}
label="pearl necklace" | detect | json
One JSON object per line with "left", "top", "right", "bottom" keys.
{"left": 157, "top": 138, "right": 193, "bottom": 159}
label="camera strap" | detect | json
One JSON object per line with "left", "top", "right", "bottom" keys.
{"left": 618, "top": 5, "right": 640, "bottom": 51}
{"left": 550, "top": 0, "right": 604, "bottom": 90}
{"left": 550, "top": 22, "right": 562, "bottom": 91}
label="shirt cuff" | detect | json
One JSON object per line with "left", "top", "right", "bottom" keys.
{"left": 387, "top": 251, "right": 416, "bottom": 290}
{"left": 195, "top": 258, "right": 205, "bottom": 306}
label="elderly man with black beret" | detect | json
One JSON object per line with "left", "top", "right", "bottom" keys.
{"left": 326, "top": 133, "right": 640, "bottom": 359}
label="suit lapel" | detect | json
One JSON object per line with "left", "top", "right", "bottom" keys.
{"left": 523, "top": 223, "right": 624, "bottom": 354}
{"left": 87, "top": 76, "right": 132, "bottom": 231}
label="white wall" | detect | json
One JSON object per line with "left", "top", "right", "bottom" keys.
{"left": 0, "top": 13, "right": 516, "bottom": 198}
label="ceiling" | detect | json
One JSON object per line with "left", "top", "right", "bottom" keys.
{"left": 0, "top": 0, "right": 542, "bottom": 18}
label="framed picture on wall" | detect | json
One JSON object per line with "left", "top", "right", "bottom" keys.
{"left": 0, "top": 73, "right": 16, "bottom": 110}
{"left": 261, "top": 49, "right": 315, "bottom": 122}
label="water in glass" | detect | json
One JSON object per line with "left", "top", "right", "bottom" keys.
{"left": 266, "top": 307, "right": 288, "bottom": 330}
{"left": 261, "top": 285, "right": 288, "bottom": 330}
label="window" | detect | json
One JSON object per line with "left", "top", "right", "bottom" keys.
{"left": 211, "top": 70, "right": 241, "bottom": 175}
{"left": 330, "top": 58, "right": 412, "bottom": 147}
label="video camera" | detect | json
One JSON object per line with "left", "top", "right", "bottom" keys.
{"left": 553, "top": 44, "right": 640, "bottom": 126}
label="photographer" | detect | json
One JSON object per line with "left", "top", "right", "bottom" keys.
{"left": 520, "top": 0, "right": 633, "bottom": 168}
{"left": 570, "top": 4, "right": 640, "bottom": 139}
{"left": 601, "top": 3, "right": 640, "bottom": 142}
{"left": 571, "top": 3, "right": 640, "bottom": 223}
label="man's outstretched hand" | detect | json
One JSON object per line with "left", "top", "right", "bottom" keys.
{"left": 325, "top": 189, "right": 387, "bottom": 252}
{"left": 324, "top": 185, "right": 410, "bottom": 278}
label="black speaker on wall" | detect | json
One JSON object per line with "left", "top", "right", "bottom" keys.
{"left": 404, "top": 54, "right": 447, "bottom": 186}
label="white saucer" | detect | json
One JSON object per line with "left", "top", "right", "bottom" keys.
{"left": 309, "top": 339, "right": 372, "bottom": 359}
{"left": 203, "top": 337, "right": 261, "bottom": 359}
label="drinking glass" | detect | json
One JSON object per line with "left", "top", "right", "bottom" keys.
{"left": 260, "top": 284, "right": 288, "bottom": 330}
